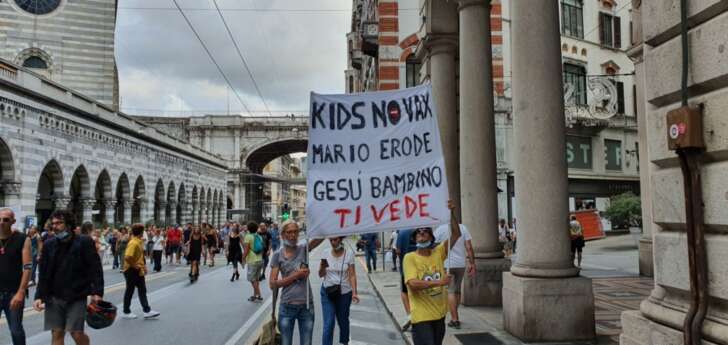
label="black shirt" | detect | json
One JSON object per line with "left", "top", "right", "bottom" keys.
{"left": 50, "top": 239, "right": 73, "bottom": 300}
{"left": 0, "top": 231, "right": 26, "bottom": 293}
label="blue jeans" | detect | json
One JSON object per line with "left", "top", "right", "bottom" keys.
{"left": 364, "top": 247, "right": 377, "bottom": 272}
{"left": 278, "top": 303, "right": 314, "bottom": 345}
{"left": 320, "top": 286, "right": 352, "bottom": 345}
{"left": 0, "top": 291, "right": 26, "bottom": 345}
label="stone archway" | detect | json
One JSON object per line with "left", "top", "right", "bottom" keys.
{"left": 115, "top": 173, "right": 131, "bottom": 226}
{"left": 0, "top": 138, "right": 16, "bottom": 207}
{"left": 94, "top": 170, "right": 113, "bottom": 226}
{"left": 69, "top": 165, "right": 91, "bottom": 226}
{"left": 132, "top": 176, "right": 146, "bottom": 224}
{"left": 36, "top": 159, "right": 64, "bottom": 229}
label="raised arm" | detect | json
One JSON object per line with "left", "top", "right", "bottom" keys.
{"left": 447, "top": 200, "right": 461, "bottom": 249}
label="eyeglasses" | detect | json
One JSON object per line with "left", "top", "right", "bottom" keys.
{"left": 0, "top": 217, "right": 13, "bottom": 223}
{"left": 51, "top": 221, "right": 64, "bottom": 226}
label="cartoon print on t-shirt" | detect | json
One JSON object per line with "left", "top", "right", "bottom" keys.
{"left": 421, "top": 266, "right": 443, "bottom": 297}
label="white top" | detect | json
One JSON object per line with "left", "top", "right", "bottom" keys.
{"left": 434, "top": 224, "right": 472, "bottom": 269}
{"left": 152, "top": 235, "right": 165, "bottom": 251}
{"left": 321, "top": 248, "right": 355, "bottom": 295}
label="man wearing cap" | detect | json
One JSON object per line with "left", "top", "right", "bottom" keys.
{"left": 403, "top": 201, "right": 461, "bottom": 345}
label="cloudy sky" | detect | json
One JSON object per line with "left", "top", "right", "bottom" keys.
{"left": 115, "top": 0, "right": 351, "bottom": 117}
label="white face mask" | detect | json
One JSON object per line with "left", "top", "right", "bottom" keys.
{"left": 334, "top": 242, "right": 344, "bottom": 251}
{"left": 284, "top": 239, "right": 297, "bottom": 247}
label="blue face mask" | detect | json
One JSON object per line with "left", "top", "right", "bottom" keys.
{"left": 284, "top": 239, "right": 297, "bottom": 248}
{"left": 56, "top": 230, "right": 70, "bottom": 241}
{"left": 416, "top": 241, "right": 432, "bottom": 249}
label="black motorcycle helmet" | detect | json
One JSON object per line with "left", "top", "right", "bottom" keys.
{"left": 86, "top": 300, "right": 117, "bottom": 329}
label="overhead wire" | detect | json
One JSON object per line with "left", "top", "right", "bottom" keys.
{"left": 212, "top": 0, "right": 272, "bottom": 116}
{"left": 171, "top": 0, "right": 253, "bottom": 115}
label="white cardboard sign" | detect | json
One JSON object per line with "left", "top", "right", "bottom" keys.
{"left": 306, "top": 84, "right": 450, "bottom": 238}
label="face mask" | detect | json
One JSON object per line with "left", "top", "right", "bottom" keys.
{"left": 334, "top": 242, "right": 345, "bottom": 251}
{"left": 416, "top": 241, "right": 432, "bottom": 249}
{"left": 56, "top": 230, "right": 70, "bottom": 241}
{"left": 284, "top": 239, "right": 297, "bottom": 247}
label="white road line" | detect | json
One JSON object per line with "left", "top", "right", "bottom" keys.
{"left": 223, "top": 296, "right": 273, "bottom": 345}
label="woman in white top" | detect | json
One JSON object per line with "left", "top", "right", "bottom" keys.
{"left": 318, "top": 236, "right": 360, "bottom": 345}
{"left": 151, "top": 229, "right": 165, "bottom": 273}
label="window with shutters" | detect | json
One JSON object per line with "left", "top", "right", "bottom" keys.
{"left": 561, "top": 0, "right": 584, "bottom": 38}
{"left": 406, "top": 60, "right": 421, "bottom": 88}
{"left": 602, "top": 79, "right": 625, "bottom": 114}
{"left": 563, "top": 63, "right": 587, "bottom": 106}
{"left": 599, "top": 13, "right": 622, "bottom": 48}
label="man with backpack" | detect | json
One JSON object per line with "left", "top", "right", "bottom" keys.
{"left": 242, "top": 222, "right": 264, "bottom": 302}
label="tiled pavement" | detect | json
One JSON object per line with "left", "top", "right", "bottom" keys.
{"left": 593, "top": 277, "right": 654, "bottom": 344}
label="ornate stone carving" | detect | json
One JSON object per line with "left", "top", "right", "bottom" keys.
{"left": 0, "top": 181, "right": 21, "bottom": 196}
{"left": 103, "top": 200, "right": 117, "bottom": 209}
{"left": 81, "top": 198, "right": 96, "bottom": 209}
{"left": 53, "top": 196, "right": 72, "bottom": 209}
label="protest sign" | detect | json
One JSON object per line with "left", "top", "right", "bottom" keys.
{"left": 306, "top": 84, "right": 450, "bottom": 238}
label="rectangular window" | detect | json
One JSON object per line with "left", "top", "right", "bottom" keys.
{"left": 599, "top": 13, "right": 622, "bottom": 48}
{"left": 563, "top": 63, "right": 587, "bottom": 105}
{"left": 561, "top": 0, "right": 584, "bottom": 38}
{"left": 406, "top": 61, "right": 421, "bottom": 88}
{"left": 567, "top": 135, "right": 593, "bottom": 169}
{"left": 605, "top": 139, "right": 622, "bottom": 171}
{"left": 604, "top": 80, "right": 625, "bottom": 114}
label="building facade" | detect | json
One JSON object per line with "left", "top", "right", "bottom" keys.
{"left": 0, "top": 59, "right": 227, "bottom": 230}
{"left": 621, "top": 1, "right": 728, "bottom": 343}
{"left": 0, "top": 0, "right": 119, "bottom": 108}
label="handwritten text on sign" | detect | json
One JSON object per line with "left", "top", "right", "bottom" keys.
{"left": 306, "top": 84, "right": 450, "bottom": 238}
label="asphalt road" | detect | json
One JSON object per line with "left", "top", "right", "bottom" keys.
{"left": 1, "top": 242, "right": 407, "bottom": 345}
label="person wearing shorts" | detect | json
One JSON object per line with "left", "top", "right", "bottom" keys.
{"left": 243, "top": 222, "right": 264, "bottom": 302}
{"left": 569, "top": 216, "right": 585, "bottom": 267}
{"left": 434, "top": 221, "right": 474, "bottom": 329}
{"left": 34, "top": 210, "right": 104, "bottom": 345}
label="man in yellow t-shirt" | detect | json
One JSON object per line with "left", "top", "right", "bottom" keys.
{"left": 404, "top": 201, "right": 461, "bottom": 345}
{"left": 242, "top": 222, "right": 264, "bottom": 302}
{"left": 122, "top": 224, "right": 159, "bottom": 320}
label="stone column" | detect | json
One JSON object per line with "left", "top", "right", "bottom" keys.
{"left": 426, "top": 36, "right": 461, "bottom": 215}
{"left": 169, "top": 201, "right": 177, "bottom": 226}
{"left": 80, "top": 198, "right": 94, "bottom": 224}
{"left": 122, "top": 200, "right": 132, "bottom": 225}
{"left": 457, "top": 0, "right": 509, "bottom": 307}
{"left": 191, "top": 201, "right": 198, "bottom": 225}
{"left": 54, "top": 195, "right": 71, "bottom": 211}
{"left": 103, "top": 201, "right": 116, "bottom": 226}
{"left": 502, "top": 1, "right": 595, "bottom": 341}
{"left": 138, "top": 200, "right": 148, "bottom": 225}
{"left": 158, "top": 201, "right": 167, "bottom": 226}
{"left": 1, "top": 181, "right": 22, "bottom": 210}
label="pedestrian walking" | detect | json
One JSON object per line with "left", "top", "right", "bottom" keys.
{"left": 258, "top": 222, "right": 273, "bottom": 281}
{"left": 570, "top": 215, "right": 585, "bottom": 267}
{"left": 152, "top": 229, "right": 164, "bottom": 273}
{"left": 109, "top": 228, "right": 119, "bottom": 270}
{"left": 395, "top": 228, "right": 416, "bottom": 330}
{"left": 227, "top": 227, "right": 243, "bottom": 282}
{"left": 243, "top": 222, "right": 264, "bottom": 301}
{"left": 33, "top": 209, "right": 104, "bottom": 345}
{"left": 270, "top": 223, "right": 281, "bottom": 252}
{"left": 269, "top": 221, "right": 324, "bottom": 345}
{"left": 117, "top": 228, "right": 130, "bottom": 273}
{"left": 434, "top": 221, "right": 475, "bottom": 329}
{"left": 186, "top": 226, "right": 205, "bottom": 282}
{"left": 183, "top": 224, "right": 192, "bottom": 265}
{"left": 121, "top": 224, "right": 160, "bottom": 320}
{"left": 0, "top": 208, "right": 31, "bottom": 345}
{"left": 318, "top": 236, "right": 359, "bottom": 345}
{"left": 359, "top": 232, "right": 379, "bottom": 272}
{"left": 389, "top": 230, "right": 398, "bottom": 271}
{"left": 205, "top": 225, "right": 218, "bottom": 267}
{"left": 28, "top": 226, "right": 42, "bottom": 286}
{"left": 167, "top": 226, "right": 182, "bottom": 265}
{"left": 145, "top": 227, "right": 154, "bottom": 263}
{"left": 498, "top": 219, "right": 513, "bottom": 257}
{"left": 404, "top": 200, "right": 461, "bottom": 345}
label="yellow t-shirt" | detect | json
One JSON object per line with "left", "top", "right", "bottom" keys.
{"left": 244, "top": 233, "right": 263, "bottom": 264}
{"left": 403, "top": 243, "right": 448, "bottom": 324}
{"left": 123, "top": 236, "right": 146, "bottom": 276}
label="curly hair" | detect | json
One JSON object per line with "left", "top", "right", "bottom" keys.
{"left": 50, "top": 209, "right": 76, "bottom": 231}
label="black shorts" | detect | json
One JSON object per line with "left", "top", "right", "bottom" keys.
{"left": 571, "top": 236, "right": 585, "bottom": 253}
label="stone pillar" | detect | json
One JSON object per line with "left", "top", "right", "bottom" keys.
{"left": 172, "top": 201, "right": 180, "bottom": 226}
{"left": 1, "top": 181, "right": 22, "bottom": 210}
{"left": 138, "top": 200, "right": 148, "bottom": 225}
{"left": 103, "top": 201, "right": 115, "bottom": 226}
{"left": 426, "top": 37, "right": 460, "bottom": 215}
{"left": 54, "top": 195, "right": 71, "bottom": 211}
{"left": 80, "top": 198, "right": 94, "bottom": 224}
{"left": 191, "top": 201, "right": 197, "bottom": 225}
{"left": 122, "top": 200, "right": 132, "bottom": 225}
{"left": 158, "top": 201, "right": 167, "bottom": 226}
{"left": 502, "top": 1, "right": 595, "bottom": 341}
{"left": 457, "top": 0, "right": 510, "bottom": 307}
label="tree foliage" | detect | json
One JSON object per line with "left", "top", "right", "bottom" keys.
{"left": 605, "top": 192, "right": 642, "bottom": 229}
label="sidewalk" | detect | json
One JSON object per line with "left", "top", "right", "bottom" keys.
{"left": 366, "top": 266, "right": 653, "bottom": 345}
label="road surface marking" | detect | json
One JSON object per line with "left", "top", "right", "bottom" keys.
{"left": 224, "top": 296, "right": 273, "bottom": 345}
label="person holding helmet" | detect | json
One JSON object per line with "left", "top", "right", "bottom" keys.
{"left": 403, "top": 200, "right": 461, "bottom": 345}
{"left": 33, "top": 209, "right": 104, "bottom": 345}
{"left": 86, "top": 300, "right": 116, "bottom": 330}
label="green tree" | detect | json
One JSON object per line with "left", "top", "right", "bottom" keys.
{"left": 605, "top": 192, "right": 642, "bottom": 229}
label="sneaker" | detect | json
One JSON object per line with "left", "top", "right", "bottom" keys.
{"left": 121, "top": 312, "right": 137, "bottom": 319}
{"left": 143, "top": 310, "right": 160, "bottom": 319}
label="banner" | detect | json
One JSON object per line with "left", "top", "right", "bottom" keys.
{"left": 306, "top": 84, "right": 450, "bottom": 238}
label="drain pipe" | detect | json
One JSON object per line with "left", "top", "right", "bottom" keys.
{"left": 674, "top": 0, "right": 710, "bottom": 344}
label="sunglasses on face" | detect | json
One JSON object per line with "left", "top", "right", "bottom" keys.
{"left": 0, "top": 217, "right": 13, "bottom": 223}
